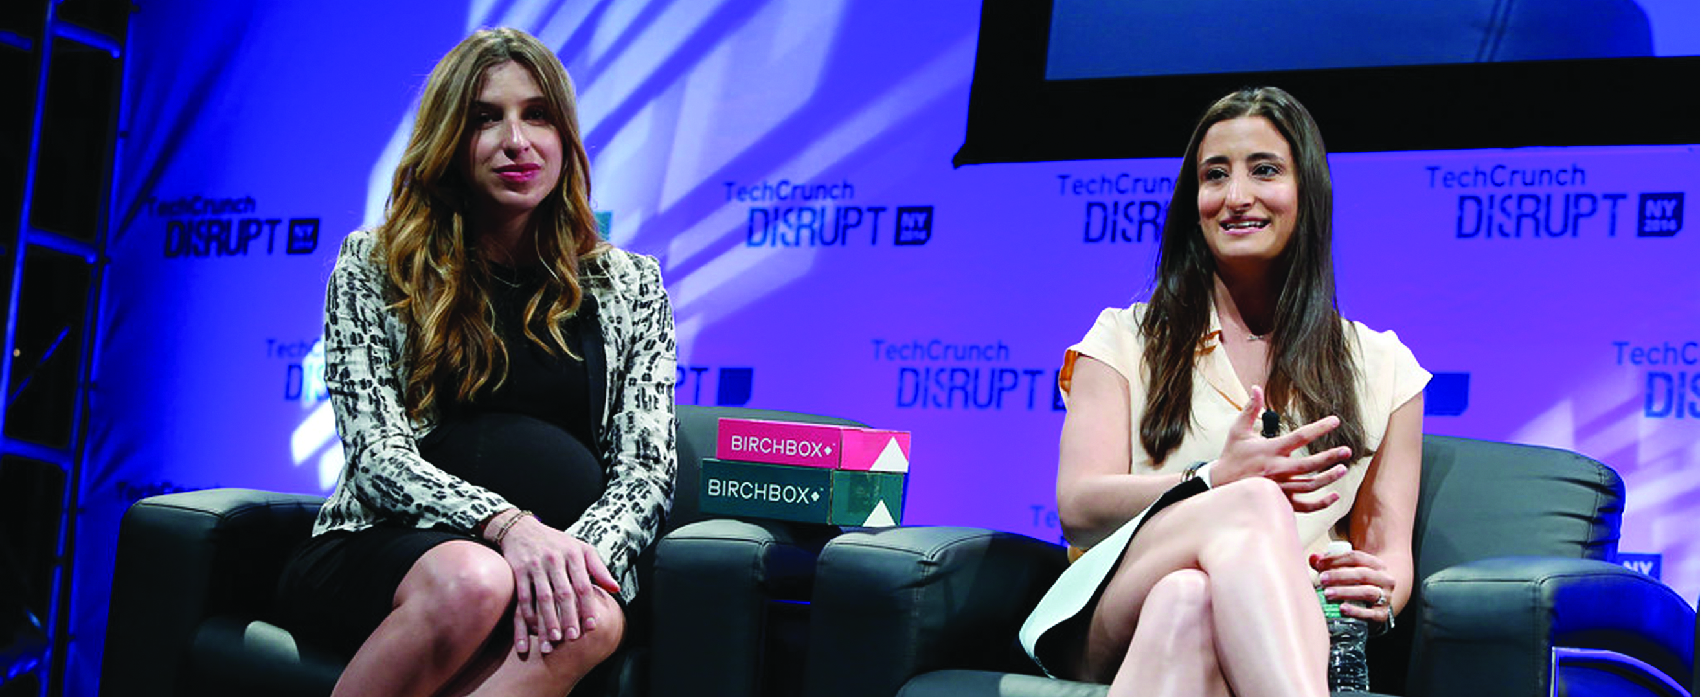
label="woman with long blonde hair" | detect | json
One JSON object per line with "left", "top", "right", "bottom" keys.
{"left": 276, "top": 27, "right": 676, "bottom": 695}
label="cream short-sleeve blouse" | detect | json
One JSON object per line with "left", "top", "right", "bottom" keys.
{"left": 1061, "top": 303, "right": 1430, "bottom": 557}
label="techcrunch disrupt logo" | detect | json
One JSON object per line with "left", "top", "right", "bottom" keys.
{"left": 727, "top": 435, "right": 831, "bottom": 458}
{"left": 147, "top": 194, "right": 322, "bottom": 257}
{"left": 1057, "top": 172, "right": 1175, "bottom": 244}
{"left": 706, "top": 478, "right": 824, "bottom": 504}
{"left": 1614, "top": 340, "right": 1700, "bottom": 419}
{"left": 727, "top": 178, "right": 932, "bottom": 246}
{"left": 1427, "top": 163, "right": 1684, "bottom": 239}
{"left": 272, "top": 338, "right": 328, "bottom": 401}
{"left": 1454, "top": 191, "right": 1629, "bottom": 239}
{"left": 872, "top": 338, "right": 1065, "bottom": 411}
{"left": 1428, "top": 164, "right": 1586, "bottom": 189}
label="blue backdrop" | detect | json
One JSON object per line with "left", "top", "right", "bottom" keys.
{"left": 69, "top": 1, "right": 1698, "bottom": 692}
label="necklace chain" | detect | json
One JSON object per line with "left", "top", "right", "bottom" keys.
{"left": 489, "top": 266, "right": 524, "bottom": 288}
{"left": 1227, "top": 323, "right": 1269, "bottom": 342}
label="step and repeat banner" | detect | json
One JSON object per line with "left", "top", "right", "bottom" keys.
{"left": 72, "top": 0, "right": 1696, "bottom": 692}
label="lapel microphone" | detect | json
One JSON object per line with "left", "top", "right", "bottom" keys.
{"left": 1261, "top": 410, "right": 1280, "bottom": 438}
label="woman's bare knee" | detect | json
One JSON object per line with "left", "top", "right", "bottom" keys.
{"left": 571, "top": 589, "right": 625, "bottom": 662}
{"left": 1214, "top": 476, "right": 1283, "bottom": 509}
{"left": 1211, "top": 478, "right": 1296, "bottom": 534}
{"left": 1118, "top": 569, "right": 1227, "bottom": 695}
{"left": 399, "top": 541, "right": 513, "bottom": 631}
{"left": 1140, "top": 570, "right": 1212, "bottom": 635}
{"left": 1148, "top": 569, "right": 1210, "bottom": 610}
{"left": 521, "top": 589, "right": 625, "bottom": 688}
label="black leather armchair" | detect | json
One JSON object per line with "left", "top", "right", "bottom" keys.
{"left": 99, "top": 404, "right": 861, "bottom": 696}
{"left": 803, "top": 435, "right": 1698, "bottom": 696}
{"left": 646, "top": 406, "right": 861, "bottom": 695}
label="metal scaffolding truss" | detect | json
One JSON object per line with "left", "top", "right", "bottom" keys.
{"left": 1, "top": 1, "right": 127, "bottom": 694}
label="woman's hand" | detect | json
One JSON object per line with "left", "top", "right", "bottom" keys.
{"left": 1213, "top": 385, "right": 1354, "bottom": 512}
{"left": 1311, "top": 547, "right": 1397, "bottom": 625}
{"left": 491, "top": 511, "right": 620, "bottom": 654}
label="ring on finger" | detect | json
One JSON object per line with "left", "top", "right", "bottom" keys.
{"left": 1374, "top": 590, "right": 1388, "bottom": 607}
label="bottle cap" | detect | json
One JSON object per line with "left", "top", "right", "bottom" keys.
{"left": 1326, "top": 541, "right": 1353, "bottom": 558}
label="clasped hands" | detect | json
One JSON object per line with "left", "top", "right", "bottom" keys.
{"left": 486, "top": 509, "right": 620, "bottom": 655}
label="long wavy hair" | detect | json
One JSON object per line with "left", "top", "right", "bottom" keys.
{"left": 374, "top": 27, "right": 605, "bottom": 421}
{"left": 1137, "top": 87, "right": 1366, "bottom": 465}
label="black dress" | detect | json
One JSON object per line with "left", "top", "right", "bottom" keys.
{"left": 276, "top": 262, "right": 608, "bottom": 657}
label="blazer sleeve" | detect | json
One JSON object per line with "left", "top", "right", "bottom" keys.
{"left": 321, "top": 231, "right": 511, "bottom": 532}
{"left": 565, "top": 252, "right": 678, "bottom": 598}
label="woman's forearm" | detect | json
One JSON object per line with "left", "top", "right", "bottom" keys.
{"left": 1058, "top": 470, "right": 1187, "bottom": 549}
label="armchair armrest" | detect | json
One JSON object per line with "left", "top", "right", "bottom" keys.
{"left": 649, "top": 518, "right": 838, "bottom": 695}
{"left": 100, "top": 488, "right": 324, "bottom": 696}
{"left": 804, "top": 526, "right": 1069, "bottom": 696}
{"left": 1410, "top": 556, "right": 1697, "bottom": 696}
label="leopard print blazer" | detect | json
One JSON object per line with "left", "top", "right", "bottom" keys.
{"left": 313, "top": 228, "right": 677, "bottom": 604}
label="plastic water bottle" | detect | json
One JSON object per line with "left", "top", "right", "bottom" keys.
{"left": 1321, "top": 541, "right": 1370, "bottom": 693}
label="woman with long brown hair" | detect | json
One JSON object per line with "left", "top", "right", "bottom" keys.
{"left": 276, "top": 27, "right": 676, "bottom": 695}
{"left": 1020, "top": 87, "right": 1428, "bottom": 695}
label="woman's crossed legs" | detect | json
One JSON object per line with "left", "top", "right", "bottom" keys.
{"left": 1079, "top": 478, "right": 1327, "bottom": 696}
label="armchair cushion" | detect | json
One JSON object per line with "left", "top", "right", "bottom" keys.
{"left": 899, "top": 669, "right": 1107, "bottom": 697}
{"left": 805, "top": 526, "right": 1068, "bottom": 696}
{"left": 1412, "top": 556, "right": 1698, "bottom": 696}
{"left": 648, "top": 406, "right": 862, "bottom": 695}
{"left": 649, "top": 518, "right": 835, "bottom": 695}
{"left": 186, "top": 617, "right": 344, "bottom": 696}
{"left": 100, "top": 488, "right": 326, "bottom": 696}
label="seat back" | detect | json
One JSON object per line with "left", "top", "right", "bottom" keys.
{"left": 1369, "top": 434, "right": 1625, "bottom": 692}
{"left": 1412, "top": 434, "right": 1623, "bottom": 576}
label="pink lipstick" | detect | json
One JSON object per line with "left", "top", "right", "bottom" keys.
{"left": 496, "top": 163, "right": 541, "bottom": 183}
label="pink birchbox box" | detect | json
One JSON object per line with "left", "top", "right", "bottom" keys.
{"left": 714, "top": 417, "right": 911, "bottom": 472}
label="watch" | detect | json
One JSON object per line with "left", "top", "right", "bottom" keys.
{"left": 1182, "top": 460, "right": 1211, "bottom": 486}
{"left": 1374, "top": 609, "right": 1397, "bottom": 636}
